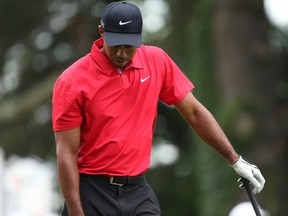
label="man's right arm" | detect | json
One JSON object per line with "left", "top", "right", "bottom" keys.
{"left": 54, "top": 127, "right": 85, "bottom": 216}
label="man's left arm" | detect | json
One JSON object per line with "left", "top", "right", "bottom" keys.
{"left": 175, "top": 92, "right": 265, "bottom": 194}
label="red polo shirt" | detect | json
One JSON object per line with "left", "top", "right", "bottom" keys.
{"left": 52, "top": 38, "right": 194, "bottom": 176}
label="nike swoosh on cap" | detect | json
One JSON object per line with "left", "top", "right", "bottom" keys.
{"left": 119, "top": 20, "right": 133, "bottom": 25}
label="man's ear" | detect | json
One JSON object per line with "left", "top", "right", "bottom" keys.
{"left": 98, "top": 25, "right": 104, "bottom": 37}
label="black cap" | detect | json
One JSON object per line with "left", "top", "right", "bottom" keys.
{"left": 101, "top": 1, "right": 143, "bottom": 47}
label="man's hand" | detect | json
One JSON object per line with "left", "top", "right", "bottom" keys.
{"left": 230, "top": 156, "right": 265, "bottom": 194}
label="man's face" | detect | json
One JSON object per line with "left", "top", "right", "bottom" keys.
{"left": 102, "top": 41, "right": 138, "bottom": 69}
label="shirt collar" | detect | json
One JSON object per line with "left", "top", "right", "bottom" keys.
{"left": 90, "top": 38, "right": 143, "bottom": 75}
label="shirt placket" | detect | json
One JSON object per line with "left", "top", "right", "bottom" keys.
{"left": 117, "top": 68, "right": 130, "bottom": 87}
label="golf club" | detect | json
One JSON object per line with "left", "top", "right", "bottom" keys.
{"left": 240, "top": 177, "right": 262, "bottom": 216}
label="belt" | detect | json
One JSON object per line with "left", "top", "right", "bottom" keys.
{"left": 82, "top": 174, "right": 145, "bottom": 186}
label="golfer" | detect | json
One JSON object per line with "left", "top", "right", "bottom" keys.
{"left": 52, "top": 1, "right": 265, "bottom": 216}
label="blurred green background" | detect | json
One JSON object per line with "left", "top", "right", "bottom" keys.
{"left": 0, "top": 0, "right": 288, "bottom": 215}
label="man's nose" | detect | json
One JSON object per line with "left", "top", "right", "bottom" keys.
{"left": 115, "top": 46, "right": 127, "bottom": 56}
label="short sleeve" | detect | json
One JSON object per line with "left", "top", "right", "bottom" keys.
{"left": 52, "top": 77, "right": 83, "bottom": 131}
{"left": 159, "top": 51, "right": 194, "bottom": 105}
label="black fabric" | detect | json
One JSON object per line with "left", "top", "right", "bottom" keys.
{"left": 82, "top": 174, "right": 145, "bottom": 185}
{"left": 62, "top": 174, "right": 161, "bottom": 216}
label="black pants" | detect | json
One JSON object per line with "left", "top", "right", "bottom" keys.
{"left": 62, "top": 174, "right": 161, "bottom": 216}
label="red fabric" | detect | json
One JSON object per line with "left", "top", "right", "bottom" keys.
{"left": 52, "top": 38, "right": 194, "bottom": 176}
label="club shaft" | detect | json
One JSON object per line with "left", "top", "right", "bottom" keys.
{"left": 242, "top": 178, "right": 262, "bottom": 216}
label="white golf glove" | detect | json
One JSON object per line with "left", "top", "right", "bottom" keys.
{"left": 230, "top": 156, "right": 265, "bottom": 194}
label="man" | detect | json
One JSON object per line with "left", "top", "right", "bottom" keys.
{"left": 52, "top": 1, "right": 265, "bottom": 216}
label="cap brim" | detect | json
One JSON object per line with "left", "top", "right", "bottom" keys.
{"left": 104, "top": 31, "right": 142, "bottom": 48}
